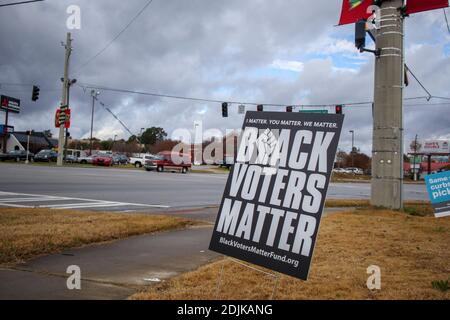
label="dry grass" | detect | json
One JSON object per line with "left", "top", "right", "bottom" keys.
{"left": 0, "top": 208, "right": 196, "bottom": 265}
{"left": 132, "top": 209, "right": 450, "bottom": 300}
{"left": 331, "top": 173, "right": 371, "bottom": 182}
{"left": 325, "top": 199, "right": 434, "bottom": 216}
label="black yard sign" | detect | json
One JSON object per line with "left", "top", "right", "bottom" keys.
{"left": 209, "top": 111, "right": 344, "bottom": 280}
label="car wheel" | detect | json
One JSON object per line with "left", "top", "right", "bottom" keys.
{"left": 135, "top": 162, "right": 141, "bottom": 168}
{"left": 181, "top": 167, "right": 188, "bottom": 174}
{"left": 157, "top": 166, "right": 163, "bottom": 172}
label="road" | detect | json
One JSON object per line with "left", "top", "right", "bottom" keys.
{"left": 0, "top": 163, "right": 428, "bottom": 211}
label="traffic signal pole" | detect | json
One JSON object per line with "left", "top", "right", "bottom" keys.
{"left": 57, "top": 32, "right": 72, "bottom": 166}
{"left": 371, "top": 0, "right": 404, "bottom": 209}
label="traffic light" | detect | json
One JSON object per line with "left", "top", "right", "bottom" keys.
{"left": 286, "top": 106, "right": 293, "bottom": 113}
{"left": 335, "top": 105, "right": 343, "bottom": 114}
{"left": 257, "top": 104, "right": 264, "bottom": 112}
{"left": 222, "top": 102, "right": 228, "bottom": 118}
{"left": 355, "top": 19, "right": 366, "bottom": 51}
{"left": 31, "top": 85, "right": 40, "bottom": 102}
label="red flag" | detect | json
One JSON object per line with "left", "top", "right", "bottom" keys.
{"left": 338, "top": 0, "right": 374, "bottom": 25}
{"left": 406, "top": 0, "right": 449, "bottom": 15}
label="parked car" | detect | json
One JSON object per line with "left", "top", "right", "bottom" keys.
{"left": 34, "top": 150, "right": 58, "bottom": 162}
{"left": 112, "top": 154, "right": 129, "bottom": 165}
{"left": 64, "top": 154, "right": 78, "bottom": 163}
{"left": 130, "top": 154, "right": 159, "bottom": 168}
{"left": 77, "top": 155, "right": 93, "bottom": 164}
{"left": 145, "top": 151, "right": 191, "bottom": 174}
{"left": 345, "top": 167, "right": 364, "bottom": 175}
{"left": 92, "top": 154, "right": 113, "bottom": 167}
{"left": 0, "top": 150, "right": 34, "bottom": 162}
{"left": 333, "top": 168, "right": 350, "bottom": 173}
{"left": 218, "top": 156, "right": 235, "bottom": 169}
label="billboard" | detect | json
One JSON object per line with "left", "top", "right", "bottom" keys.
{"left": 209, "top": 111, "right": 344, "bottom": 280}
{"left": 411, "top": 140, "right": 450, "bottom": 154}
{"left": 0, "top": 95, "right": 20, "bottom": 114}
{"left": 425, "top": 171, "right": 450, "bottom": 218}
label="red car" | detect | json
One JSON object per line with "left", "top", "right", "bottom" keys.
{"left": 92, "top": 154, "right": 113, "bottom": 167}
{"left": 144, "top": 151, "right": 191, "bottom": 174}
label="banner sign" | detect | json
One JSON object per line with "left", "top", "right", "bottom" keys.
{"left": 0, "top": 95, "right": 20, "bottom": 114}
{"left": 55, "top": 108, "right": 71, "bottom": 129}
{"left": 338, "top": 0, "right": 449, "bottom": 25}
{"left": 425, "top": 171, "right": 450, "bottom": 218}
{"left": 209, "top": 111, "right": 344, "bottom": 280}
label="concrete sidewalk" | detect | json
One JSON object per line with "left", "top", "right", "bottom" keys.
{"left": 0, "top": 226, "right": 218, "bottom": 300}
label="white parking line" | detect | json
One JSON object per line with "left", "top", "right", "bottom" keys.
{"left": 0, "top": 191, "right": 170, "bottom": 209}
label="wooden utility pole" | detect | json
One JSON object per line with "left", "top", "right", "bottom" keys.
{"left": 371, "top": 0, "right": 404, "bottom": 209}
{"left": 57, "top": 32, "right": 72, "bottom": 166}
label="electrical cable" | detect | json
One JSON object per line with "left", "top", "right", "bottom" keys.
{"left": 77, "top": 82, "right": 450, "bottom": 109}
{"left": 444, "top": 8, "right": 450, "bottom": 35}
{"left": 73, "top": 0, "right": 154, "bottom": 74}
{"left": 0, "top": 0, "right": 44, "bottom": 7}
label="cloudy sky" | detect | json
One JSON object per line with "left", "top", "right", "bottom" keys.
{"left": 0, "top": 0, "right": 449, "bottom": 154}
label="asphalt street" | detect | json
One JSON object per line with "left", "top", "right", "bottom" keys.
{"left": 0, "top": 163, "right": 428, "bottom": 212}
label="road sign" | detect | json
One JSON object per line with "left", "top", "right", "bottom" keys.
{"left": 209, "top": 111, "right": 344, "bottom": 280}
{"left": 0, "top": 95, "right": 20, "bottom": 114}
{"left": 425, "top": 171, "right": 450, "bottom": 218}
{"left": 299, "top": 109, "right": 328, "bottom": 114}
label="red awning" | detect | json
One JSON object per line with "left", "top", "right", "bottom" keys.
{"left": 338, "top": 0, "right": 449, "bottom": 26}
{"left": 406, "top": 0, "right": 449, "bottom": 15}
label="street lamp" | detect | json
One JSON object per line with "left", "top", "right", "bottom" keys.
{"left": 90, "top": 90, "right": 100, "bottom": 155}
{"left": 349, "top": 130, "right": 355, "bottom": 170}
{"left": 111, "top": 134, "right": 117, "bottom": 151}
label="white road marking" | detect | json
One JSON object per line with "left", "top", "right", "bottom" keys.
{"left": 0, "top": 191, "right": 170, "bottom": 209}
{"left": 0, "top": 197, "right": 68, "bottom": 203}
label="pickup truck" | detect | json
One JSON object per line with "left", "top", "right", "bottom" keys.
{"left": 129, "top": 154, "right": 159, "bottom": 168}
{"left": 144, "top": 151, "right": 192, "bottom": 174}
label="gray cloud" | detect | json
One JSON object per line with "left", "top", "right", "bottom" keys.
{"left": 0, "top": 0, "right": 448, "bottom": 155}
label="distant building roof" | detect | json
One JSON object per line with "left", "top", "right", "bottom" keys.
{"left": 12, "top": 132, "right": 58, "bottom": 153}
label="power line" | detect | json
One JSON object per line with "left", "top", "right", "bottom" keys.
{"left": 78, "top": 82, "right": 450, "bottom": 109}
{"left": 0, "top": 0, "right": 44, "bottom": 7}
{"left": 76, "top": 85, "right": 142, "bottom": 142}
{"left": 444, "top": 8, "right": 450, "bottom": 35}
{"left": 405, "top": 65, "right": 432, "bottom": 100}
{"left": 74, "top": 0, "right": 155, "bottom": 74}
